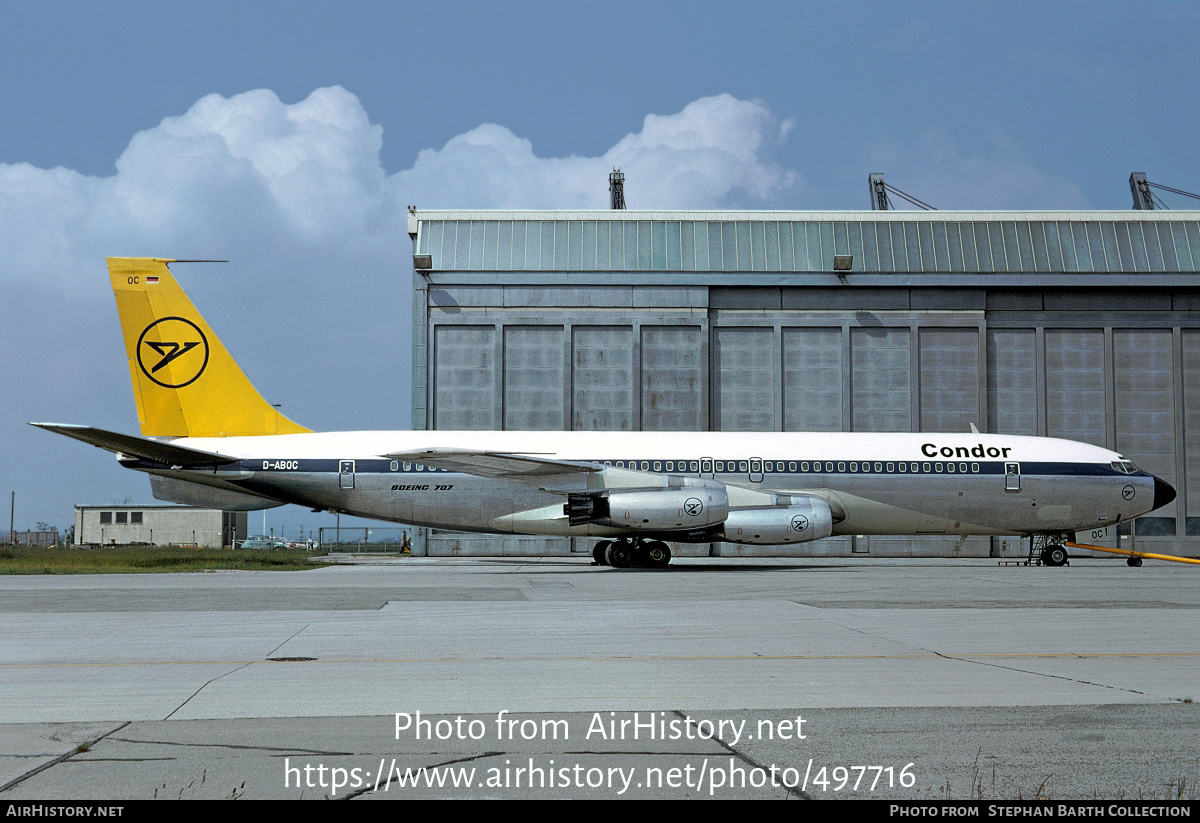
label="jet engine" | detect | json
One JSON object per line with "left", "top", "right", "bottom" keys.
{"left": 565, "top": 479, "right": 729, "bottom": 531}
{"left": 721, "top": 497, "right": 833, "bottom": 545}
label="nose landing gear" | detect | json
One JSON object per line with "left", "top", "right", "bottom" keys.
{"left": 591, "top": 538, "right": 672, "bottom": 568}
{"left": 1027, "top": 534, "right": 1070, "bottom": 567}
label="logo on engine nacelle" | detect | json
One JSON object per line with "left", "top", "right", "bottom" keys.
{"left": 684, "top": 498, "right": 704, "bottom": 516}
{"left": 791, "top": 514, "right": 809, "bottom": 531}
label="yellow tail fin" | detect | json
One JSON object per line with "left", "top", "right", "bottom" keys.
{"left": 109, "top": 258, "right": 311, "bottom": 438}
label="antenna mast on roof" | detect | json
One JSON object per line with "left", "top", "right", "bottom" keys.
{"left": 1130, "top": 173, "right": 1156, "bottom": 210}
{"left": 609, "top": 168, "right": 626, "bottom": 209}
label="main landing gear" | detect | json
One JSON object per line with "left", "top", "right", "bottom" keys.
{"left": 591, "top": 538, "right": 672, "bottom": 569}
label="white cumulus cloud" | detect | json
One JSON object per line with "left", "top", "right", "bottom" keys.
{"left": 398, "top": 94, "right": 798, "bottom": 209}
{"left": 0, "top": 88, "right": 800, "bottom": 301}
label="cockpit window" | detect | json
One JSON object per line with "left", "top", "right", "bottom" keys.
{"left": 1122, "top": 461, "right": 1138, "bottom": 473}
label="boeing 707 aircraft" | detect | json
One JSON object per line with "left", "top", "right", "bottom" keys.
{"left": 34, "top": 258, "right": 1178, "bottom": 568}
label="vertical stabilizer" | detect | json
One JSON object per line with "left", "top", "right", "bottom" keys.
{"left": 108, "top": 258, "right": 311, "bottom": 438}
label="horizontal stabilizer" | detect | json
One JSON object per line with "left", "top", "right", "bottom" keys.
{"left": 150, "top": 475, "right": 284, "bottom": 510}
{"left": 30, "top": 423, "right": 239, "bottom": 466}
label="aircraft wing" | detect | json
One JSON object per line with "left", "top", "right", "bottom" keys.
{"left": 381, "top": 448, "right": 602, "bottom": 486}
{"left": 30, "top": 423, "right": 240, "bottom": 467}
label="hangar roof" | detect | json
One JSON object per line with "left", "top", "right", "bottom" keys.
{"left": 410, "top": 210, "right": 1200, "bottom": 276}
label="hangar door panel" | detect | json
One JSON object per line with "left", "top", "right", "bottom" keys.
{"left": 1182, "top": 331, "right": 1200, "bottom": 529}
{"left": 1044, "top": 329, "right": 1105, "bottom": 447}
{"left": 504, "top": 326, "right": 564, "bottom": 430}
{"left": 572, "top": 326, "right": 633, "bottom": 431}
{"left": 1114, "top": 329, "right": 1176, "bottom": 519}
{"left": 851, "top": 328, "right": 911, "bottom": 433}
{"left": 919, "top": 328, "right": 979, "bottom": 434}
{"left": 713, "top": 327, "right": 774, "bottom": 431}
{"left": 641, "top": 326, "right": 703, "bottom": 431}
{"left": 783, "top": 328, "right": 842, "bottom": 431}
{"left": 986, "top": 329, "right": 1038, "bottom": 435}
{"left": 434, "top": 325, "right": 497, "bottom": 430}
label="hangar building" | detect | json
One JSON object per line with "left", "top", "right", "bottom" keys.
{"left": 406, "top": 207, "right": 1200, "bottom": 559}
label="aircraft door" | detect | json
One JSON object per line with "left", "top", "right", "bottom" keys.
{"left": 1004, "top": 462, "right": 1020, "bottom": 492}
{"left": 749, "top": 457, "right": 764, "bottom": 483}
{"left": 339, "top": 460, "right": 355, "bottom": 490}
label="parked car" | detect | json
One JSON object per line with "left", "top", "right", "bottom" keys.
{"left": 238, "top": 536, "right": 289, "bottom": 549}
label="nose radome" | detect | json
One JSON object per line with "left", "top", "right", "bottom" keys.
{"left": 1152, "top": 476, "right": 1177, "bottom": 511}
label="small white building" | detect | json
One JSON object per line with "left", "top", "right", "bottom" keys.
{"left": 74, "top": 505, "right": 247, "bottom": 548}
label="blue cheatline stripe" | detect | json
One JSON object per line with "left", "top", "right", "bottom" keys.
{"left": 208, "top": 458, "right": 1133, "bottom": 479}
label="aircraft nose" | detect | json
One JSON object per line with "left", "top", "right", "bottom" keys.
{"left": 1151, "top": 475, "right": 1177, "bottom": 511}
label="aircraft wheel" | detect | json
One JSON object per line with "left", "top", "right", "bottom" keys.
{"left": 1127, "top": 556, "right": 1143, "bottom": 567}
{"left": 592, "top": 541, "right": 612, "bottom": 565}
{"left": 1044, "top": 545, "right": 1068, "bottom": 567}
{"left": 605, "top": 541, "right": 635, "bottom": 569}
{"left": 645, "top": 541, "right": 672, "bottom": 568}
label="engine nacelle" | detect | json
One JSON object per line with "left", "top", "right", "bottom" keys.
{"left": 721, "top": 498, "right": 833, "bottom": 545}
{"left": 565, "top": 480, "right": 729, "bottom": 531}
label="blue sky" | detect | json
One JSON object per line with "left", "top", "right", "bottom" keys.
{"left": 2, "top": 1, "right": 1198, "bottom": 535}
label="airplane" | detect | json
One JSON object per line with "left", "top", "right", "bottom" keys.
{"left": 33, "top": 257, "right": 1180, "bottom": 569}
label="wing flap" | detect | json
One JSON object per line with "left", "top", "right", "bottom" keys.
{"left": 30, "top": 423, "right": 239, "bottom": 466}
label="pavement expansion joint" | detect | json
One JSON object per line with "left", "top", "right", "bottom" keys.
{"left": 928, "top": 650, "right": 1151, "bottom": 699}
{"left": 669, "top": 709, "right": 812, "bottom": 801}
{"left": 164, "top": 662, "right": 253, "bottom": 721}
{"left": 343, "top": 751, "right": 504, "bottom": 800}
{"left": 106, "top": 736, "right": 351, "bottom": 756}
{"left": 0, "top": 721, "right": 129, "bottom": 794}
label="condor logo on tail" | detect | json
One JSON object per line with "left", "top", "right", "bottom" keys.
{"left": 136, "top": 316, "right": 209, "bottom": 388}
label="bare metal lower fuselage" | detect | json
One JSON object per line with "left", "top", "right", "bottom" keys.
{"left": 132, "top": 430, "right": 1169, "bottom": 543}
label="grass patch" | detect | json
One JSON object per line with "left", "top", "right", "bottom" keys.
{"left": 0, "top": 545, "right": 328, "bottom": 574}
